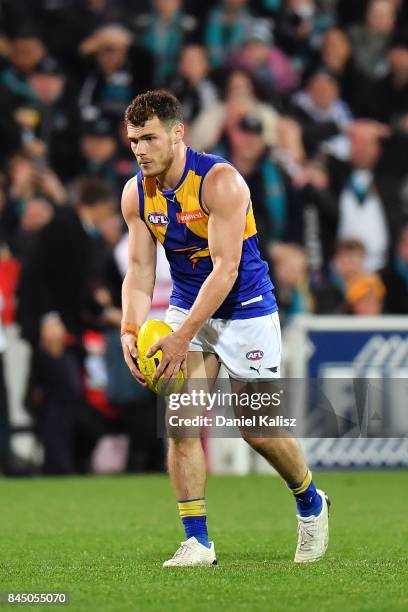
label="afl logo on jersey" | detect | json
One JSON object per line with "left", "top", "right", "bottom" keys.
{"left": 246, "top": 350, "right": 264, "bottom": 361}
{"left": 148, "top": 213, "right": 170, "bottom": 226}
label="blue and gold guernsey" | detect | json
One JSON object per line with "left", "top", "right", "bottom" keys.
{"left": 137, "top": 147, "right": 278, "bottom": 319}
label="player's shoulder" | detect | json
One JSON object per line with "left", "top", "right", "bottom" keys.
{"left": 122, "top": 173, "right": 141, "bottom": 198}
{"left": 189, "top": 147, "right": 233, "bottom": 179}
{"left": 121, "top": 173, "right": 141, "bottom": 219}
{"left": 197, "top": 159, "right": 249, "bottom": 212}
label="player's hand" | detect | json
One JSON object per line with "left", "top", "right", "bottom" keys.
{"left": 121, "top": 332, "right": 147, "bottom": 386}
{"left": 148, "top": 331, "right": 189, "bottom": 383}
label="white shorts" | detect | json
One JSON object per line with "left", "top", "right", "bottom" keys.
{"left": 165, "top": 306, "right": 281, "bottom": 380}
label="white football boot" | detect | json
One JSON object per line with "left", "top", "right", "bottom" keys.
{"left": 163, "top": 537, "right": 217, "bottom": 567}
{"left": 294, "top": 489, "right": 330, "bottom": 563}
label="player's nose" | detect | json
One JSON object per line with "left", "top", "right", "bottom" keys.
{"left": 135, "top": 141, "right": 148, "bottom": 156}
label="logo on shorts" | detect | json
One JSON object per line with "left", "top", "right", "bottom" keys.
{"left": 148, "top": 212, "right": 170, "bottom": 226}
{"left": 246, "top": 350, "right": 264, "bottom": 361}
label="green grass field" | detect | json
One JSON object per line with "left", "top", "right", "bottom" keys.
{"left": 0, "top": 471, "right": 407, "bottom": 612}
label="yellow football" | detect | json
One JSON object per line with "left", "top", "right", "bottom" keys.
{"left": 137, "top": 320, "right": 184, "bottom": 395}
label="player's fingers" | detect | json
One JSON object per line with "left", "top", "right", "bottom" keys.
{"left": 147, "top": 340, "right": 161, "bottom": 358}
{"left": 128, "top": 342, "right": 138, "bottom": 360}
{"left": 160, "top": 363, "right": 180, "bottom": 394}
{"left": 164, "top": 359, "right": 183, "bottom": 382}
{"left": 123, "top": 337, "right": 138, "bottom": 360}
{"left": 152, "top": 359, "right": 166, "bottom": 383}
{"left": 124, "top": 349, "right": 146, "bottom": 385}
{"left": 132, "top": 365, "right": 147, "bottom": 386}
{"left": 181, "top": 358, "right": 187, "bottom": 379}
{"left": 153, "top": 355, "right": 170, "bottom": 383}
{"left": 162, "top": 362, "right": 177, "bottom": 381}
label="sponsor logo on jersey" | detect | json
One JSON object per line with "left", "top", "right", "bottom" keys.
{"left": 176, "top": 210, "right": 206, "bottom": 224}
{"left": 246, "top": 350, "right": 264, "bottom": 361}
{"left": 148, "top": 212, "right": 170, "bottom": 226}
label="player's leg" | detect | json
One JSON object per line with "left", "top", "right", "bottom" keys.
{"left": 214, "top": 311, "right": 330, "bottom": 562}
{"left": 167, "top": 350, "right": 220, "bottom": 501}
{"left": 164, "top": 329, "right": 221, "bottom": 566}
{"left": 238, "top": 430, "right": 330, "bottom": 562}
{"left": 234, "top": 427, "right": 322, "bottom": 517}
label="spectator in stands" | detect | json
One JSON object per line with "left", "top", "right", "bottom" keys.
{"left": 316, "top": 28, "right": 367, "bottom": 114}
{"left": 3, "top": 153, "right": 67, "bottom": 253}
{"left": 205, "top": 0, "right": 253, "bottom": 68}
{"left": 291, "top": 68, "right": 352, "bottom": 158}
{"left": 26, "top": 0, "right": 128, "bottom": 72}
{"left": 13, "top": 197, "right": 54, "bottom": 264}
{"left": 0, "top": 27, "right": 48, "bottom": 164}
{"left": 285, "top": 159, "right": 338, "bottom": 278}
{"left": 231, "top": 18, "right": 298, "bottom": 100}
{"left": 79, "top": 115, "right": 119, "bottom": 191}
{"left": 347, "top": 0, "right": 396, "bottom": 80}
{"left": 360, "top": 31, "right": 408, "bottom": 125}
{"left": 24, "top": 56, "right": 80, "bottom": 180}
{"left": 213, "top": 114, "right": 288, "bottom": 250}
{"left": 190, "top": 67, "right": 279, "bottom": 152}
{"left": 135, "top": 0, "right": 198, "bottom": 87}
{"left": 79, "top": 24, "right": 147, "bottom": 121}
{"left": 17, "top": 178, "right": 115, "bottom": 474}
{"left": 346, "top": 272, "right": 386, "bottom": 315}
{"left": 1, "top": 155, "right": 36, "bottom": 246}
{"left": 320, "top": 28, "right": 352, "bottom": 79}
{"left": 273, "top": 115, "right": 306, "bottom": 174}
{"left": 243, "top": 116, "right": 288, "bottom": 237}
{"left": 313, "top": 239, "right": 366, "bottom": 313}
{"left": 275, "top": 0, "right": 333, "bottom": 73}
{"left": 381, "top": 223, "right": 408, "bottom": 314}
{"left": 0, "top": 26, "right": 46, "bottom": 102}
{"left": 169, "top": 44, "right": 218, "bottom": 123}
{"left": 269, "top": 242, "right": 312, "bottom": 324}
{"left": 329, "top": 123, "right": 402, "bottom": 272}
{"left": 270, "top": 120, "right": 337, "bottom": 278}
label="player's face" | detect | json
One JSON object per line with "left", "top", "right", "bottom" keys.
{"left": 127, "top": 116, "right": 179, "bottom": 178}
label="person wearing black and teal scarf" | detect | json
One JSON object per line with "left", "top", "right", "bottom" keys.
{"left": 136, "top": 0, "right": 198, "bottom": 87}
{"left": 205, "top": 0, "right": 253, "bottom": 68}
{"left": 210, "top": 114, "right": 288, "bottom": 249}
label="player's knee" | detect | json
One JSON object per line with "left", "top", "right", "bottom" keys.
{"left": 168, "top": 437, "right": 200, "bottom": 455}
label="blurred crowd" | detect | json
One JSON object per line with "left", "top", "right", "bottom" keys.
{"left": 1, "top": 0, "right": 408, "bottom": 475}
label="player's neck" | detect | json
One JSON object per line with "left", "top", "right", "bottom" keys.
{"left": 157, "top": 143, "right": 187, "bottom": 191}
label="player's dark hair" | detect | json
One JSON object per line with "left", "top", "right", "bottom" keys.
{"left": 125, "top": 90, "right": 183, "bottom": 128}
{"left": 76, "top": 177, "right": 114, "bottom": 207}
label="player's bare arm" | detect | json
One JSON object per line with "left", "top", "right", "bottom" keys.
{"left": 121, "top": 177, "right": 157, "bottom": 385}
{"left": 149, "top": 164, "right": 249, "bottom": 382}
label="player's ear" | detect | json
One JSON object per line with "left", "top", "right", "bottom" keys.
{"left": 173, "top": 122, "right": 184, "bottom": 144}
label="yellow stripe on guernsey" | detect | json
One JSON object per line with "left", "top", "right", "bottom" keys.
{"left": 142, "top": 169, "right": 257, "bottom": 245}
{"left": 178, "top": 499, "right": 207, "bottom": 517}
{"left": 291, "top": 470, "right": 313, "bottom": 495}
